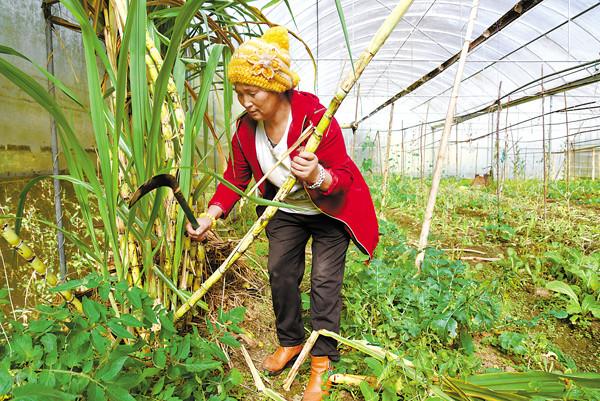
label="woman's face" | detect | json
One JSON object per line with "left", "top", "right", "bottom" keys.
{"left": 234, "top": 84, "right": 283, "bottom": 121}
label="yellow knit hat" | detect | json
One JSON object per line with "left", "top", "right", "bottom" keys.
{"left": 228, "top": 26, "right": 300, "bottom": 93}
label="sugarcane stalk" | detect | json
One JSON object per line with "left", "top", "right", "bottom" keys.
{"left": 282, "top": 330, "right": 320, "bottom": 391}
{"left": 329, "top": 374, "right": 377, "bottom": 387}
{"left": 415, "top": 0, "right": 480, "bottom": 271}
{"left": 1, "top": 224, "right": 82, "bottom": 313}
{"left": 173, "top": 0, "right": 416, "bottom": 322}
{"left": 239, "top": 344, "right": 288, "bottom": 400}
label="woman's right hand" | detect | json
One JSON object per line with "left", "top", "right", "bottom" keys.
{"left": 185, "top": 206, "right": 223, "bottom": 242}
{"left": 185, "top": 217, "right": 212, "bottom": 242}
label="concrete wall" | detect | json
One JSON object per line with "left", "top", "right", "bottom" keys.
{"left": 0, "top": 1, "right": 94, "bottom": 178}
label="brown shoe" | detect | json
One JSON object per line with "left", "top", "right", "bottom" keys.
{"left": 302, "top": 356, "right": 332, "bottom": 401}
{"left": 262, "top": 345, "right": 303, "bottom": 376}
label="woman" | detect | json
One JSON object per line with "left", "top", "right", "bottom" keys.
{"left": 186, "top": 26, "right": 378, "bottom": 401}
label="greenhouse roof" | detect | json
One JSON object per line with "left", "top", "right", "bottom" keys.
{"left": 261, "top": 0, "right": 600, "bottom": 133}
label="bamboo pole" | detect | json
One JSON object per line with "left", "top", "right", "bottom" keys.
{"left": 455, "top": 124, "right": 459, "bottom": 178}
{"left": 419, "top": 121, "right": 425, "bottom": 184}
{"left": 415, "top": 0, "right": 480, "bottom": 272}
{"left": 563, "top": 92, "right": 570, "bottom": 207}
{"left": 173, "top": 0, "right": 416, "bottom": 321}
{"left": 494, "top": 82, "right": 502, "bottom": 223}
{"left": 401, "top": 120, "right": 405, "bottom": 176}
{"left": 503, "top": 97, "right": 510, "bottom": 183}
{"left": 381, "top": 102, "right": 395, "bottom": 211}
{"left": 1, "top": 225, "right": 83, "bottom": 313}
{"left": 43, "top": 2, "right": 67, "bottom": 280}
{"left": 541, "top": 66, "right": 547, "bottom": 221}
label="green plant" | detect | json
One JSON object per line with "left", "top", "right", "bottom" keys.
{"left": 342, "top": 218, "right": 500, "bottom": 354}
{"left": 0, "top": 275, "right": 244, "bottom": 400}
{"left": 545, "top": 280, "right": 600, "bottom": 322}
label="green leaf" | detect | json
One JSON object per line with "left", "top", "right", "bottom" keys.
{"left": 546, "top": 281, "right": 580, "bottom": 305}
{"left": 98, "top": 354, "right": 129, "bottom": 382}
{"left": 153, "top": 348, "right": 167, "bottom": 369}
{"left": 86, "top": 383, "right": 106, "bottom": 401}
{"left": 459, "top": 329, "right": 475, "bottom": 355}
{"left": 365, "top": 357, "right": 384, "bottom": 377}
{"left": 581, "top": 294, "right": 600, "bottom": 318}
{"left": 176, "top": 335, "right": 191, "bottom": 360}
{"left": 12, "top": 383, "right": 76, "bottom": 400}
{"left": 50, "top": 279, "right": 85, "bottom": 293}
{"left": 119, "top": 314, "right": 143, "bottom": 328}
{"left": 228, "top": 368, "right": 243, "bottom": 386}
{"left": 106, "top": 386, "right": 136, "bottom": 401}
{"left": 0, "top": 45, "right": 83, "bottom": 106}
{"left": 219, "top": 332, "right": 240, "bottom": 348}
{"left": 107, "top": 321, "right": 136, "bottom": 339}
{"left": 334, "top": 0, "right": 355, "bottom": 75}
{"left": 28, "top": 320, "right": 54, "bottom": 334}
{"left": 151, "top": 376, "right": 165, "bottom": 395}
{"left": 0, "top": 364, "right": 12, "bottom": 394}
{"left": 360, "top": 380, "right": 379, "bottom": 401}
{"left": 82, "top": 297, "right": 101, "bottom": 324}
{"left": 91, "top": 326, "right": 110, "bottom": 353}
{"left": 126, "top": 288, "right": 143, "bottom": 309}
{"left": 184, "top": 361, "right": 221, "bottom": 372}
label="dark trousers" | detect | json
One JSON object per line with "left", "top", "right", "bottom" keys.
{"left": 265, "top": 210, "right": 350, "bottom": 359}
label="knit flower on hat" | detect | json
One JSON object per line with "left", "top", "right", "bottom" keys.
{"left": 248, "top": 49, "right": 280, "bottom": 80}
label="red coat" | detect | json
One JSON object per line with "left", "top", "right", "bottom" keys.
{"left": 209, "top": 90, "right": 379, "bottom": 258}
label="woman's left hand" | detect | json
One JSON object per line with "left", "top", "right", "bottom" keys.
{"left": 291, "top": 151, "right": 320, "bottom": 184}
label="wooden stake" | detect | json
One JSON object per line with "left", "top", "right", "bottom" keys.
{"left": 415, "top": 0, "right": 480, "bottom": 272}
{"left": 381, "top": 102, "right": 395, "bottom": 211}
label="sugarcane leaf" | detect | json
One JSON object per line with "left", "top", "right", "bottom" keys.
{"left": 334, "top": 0, "right": 355, "bottom": 75}
{"left": 0, "top": 45, "right": 83, "bottom": 107}
{"left": 200, "top": 169, "right": 313, "bottom": 210}
{"left": 60, "top": 0, "right": 121, "bottom": 277}
{"left": 147, "top": 0, "right": 205, "bottom": 175}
